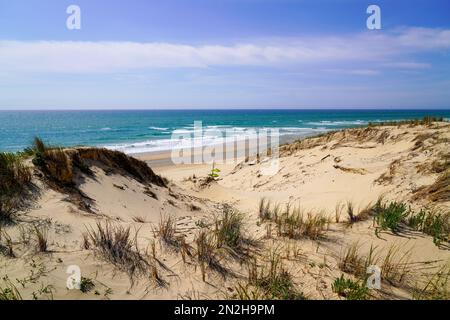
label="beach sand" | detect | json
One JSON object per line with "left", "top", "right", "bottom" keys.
{"left": 1, "top": 122, "right": 449, "bottom": 300}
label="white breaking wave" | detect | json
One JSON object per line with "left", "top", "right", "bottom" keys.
{"left": 149, "top": 126, "right": 169, "bottom": 131}
{"left": 104, "top": 126, "right": 329, "bottom": 154}
{"left": 306, "top": 120, "right": 368, "bottom": 126}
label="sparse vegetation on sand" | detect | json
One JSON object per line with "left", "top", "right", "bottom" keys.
{"left": 30, "top": 137, "right": 166, "bottom": 187}
{"left": 374, "top": 201, "right": 410, "bottom": 235}
{"left": 154, "top": 214, "right": 180, "bottom": 247}
{"left": 412, "top": 265, "right": 450, "bottom": 300}
{"left": 0, "top": 152, "right": 32, "bottom": 223}
{"left": 0, "top": 227, "right": 14, "bottom": 257}
{"left": 233, "top": 250, "right": 306, "bottom": 300}
{"left": 0, "top": 276, "right": 22, "bottom": 300}
{"left": 83, "top": 222, "right": 150, "bottom": 279}
{"left": 214, "top": 205, "right": 246, "bottom": 252}
{"left": 1, "top": 122, "right": 449, "bottom": 300}
{"left": 406, "top": 209, "right": 450, "bottom": 247}
{"left": 194, "top": 205, "right": 251, "bottom": 276}
{"left": 195, "top": 230, "right": 225, "bottom": 277}
{"left": 346, "top": 201, "right": 375, "bottom": 224}
{"left": 258, "top": 200, "right": 329, "bottom": 240}
{"left": 79, "top": 277, "right": 95, "bottom": 294}
{"left": 339, "top": 243, "right": 412, "bottom": 287}
{"left": 281, "top": 116, "right": 448, "bottom": 155}
{"left": 33, "top": 224, "right": 49, "bottom": 253}
{"left": 369, "top": 199, "right": 449, "bottom": 246}
{"left": 332, "top": 275, "right": 370, "bottom": 300}
{"left": 27, "top": 137, "right": 167, "bottom": 212}
{"left": 368, "top": 116, "right": 446, "bottom": 127}
{"left": 414, "top": 170, "right": 450, "bottom": 203}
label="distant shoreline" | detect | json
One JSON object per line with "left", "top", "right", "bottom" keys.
{"left": 1, "top": 109, "right": 449, "bottom": 153}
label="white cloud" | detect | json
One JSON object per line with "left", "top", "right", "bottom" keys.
{"left": 0, "top": 27, "right": 449, "bottom": 74}
{"left": 381, "top": 62, "right": 431, "bottom": 69}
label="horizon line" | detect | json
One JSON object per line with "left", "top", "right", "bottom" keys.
{"left": 1, "top": 107, "right": 450, "bottom": 112}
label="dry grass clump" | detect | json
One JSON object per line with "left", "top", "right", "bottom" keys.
{"left": 258, "top": 198, "right": 281, "bottom": 222}
{"left": 417, "top": 152, "right": 449, "bottom": 174}
{"left": 232, "top": 250, "right": 306, "bottom": 300}
{"left": 132, "top": 216, "right": 146, "bottom": 223}
{"left": 414, "top": 170, "right": 450, "bottom": 203}
{"left": 276, "top": 209, "right": 329, "bottom": 240}
{"left": 31, "top": 137, "right": 166, "bottom": 188}
{"left": 375, "top": 159, "right": 401, "bottom": 185}
{"left": 0, "top": 227, "right": 14, "bottom": 257}
{"left": 195, "top": 230, "right": 225, "bottom": 277}
{"left": 338, "top": 243, "right": 378, "bottom": 278}
{"left": 214, "top": 205, "right": 246, "bottom": 252}
{"left": 333, "top": 165, "right": 367, "bottom": 175}
{"left": 84, "top": 222, "right": 150, "bottom": 279}
{"left": 412, "top": 132, "right": 440, "bottom": 151}
{"left": 0, "top": 152, "right": 32, "bottom": 223}
{"left": 153, "top": 214, "right": 181, "bottom": 248}
{"left": 194, "top": 205, "right": 252, "bottom": 277}
{"left": 338, "top": 243, "right": 412, "bottom": 287}
{"left": 75, "top": 148, "right": 167, "bottom": 187}
{"left": 259, "top": 201, "right": 329, "bottom": 240}
{"left": 412, "top": 265, "right": 450, "bottom": 300}
{"left": 33, "top": 224, "right": 49, "bottom": 253}
{"left": 29, "top": 137, "right": 167, "bottom": 212}
{"left": 345, "top": 201, "right": 376, "bottom": 225}
{"left": 281, "top": 117, "right": 446, "bottom": 156}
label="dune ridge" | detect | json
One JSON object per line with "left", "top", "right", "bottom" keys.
{"left": 0, "top": 120, "right": 449, "bottom": 300}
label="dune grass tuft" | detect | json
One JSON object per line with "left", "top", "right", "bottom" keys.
{"left": 194, "top": 205, "right": 251, "bottom": 277}
{"left": 233, "top": 250, "right": 306, "bottom": 300}
{"left": 259, "top": 201, "right": 329, "bottom": 240}
{"left": 414, "top": 170, "right": 450, "bottom": 203}
{"left": 0, "top": 152, "right": 32, "bottom": 223}
{"left": 154, "top": 214, "right": 180, "bottom": 248}
{"left": 413, "top": 265, "right": 450, "bottom": 300}
{"left": 33, "top": 224, "right": 49, "bottom": 253}
{"left": 339, "top": 242, "right": 412, "bottom": 287}
{"left": 195, "top": 230, "right": 224, "bottom": 275}
{"left": 84, "top": 222, "right": 149, "bottom": 279}
{"left": 406, "top": 209, "right": 449, "bottom": 247}
{"left": 215, "top": 205, "right": 245, "bottom": 251}
{"left": 276, "top": 209, "right": 329, "bottom": 240}
{"left": 0, "top": 276, "right": 22, "bottom": 300}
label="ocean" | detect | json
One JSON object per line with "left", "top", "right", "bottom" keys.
{"left": 0, "top": 109, "right": 449, "bottom": 154}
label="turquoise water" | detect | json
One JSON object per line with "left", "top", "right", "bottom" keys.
{"left": 0, "top": 109, "right": 449, "bottom": 153}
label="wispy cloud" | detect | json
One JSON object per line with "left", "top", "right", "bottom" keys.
{"left": 0, "top": 27, "right": 449, "bottom": 74}
{"left": 381, "top": 62, "right": 432, "bottom": 69}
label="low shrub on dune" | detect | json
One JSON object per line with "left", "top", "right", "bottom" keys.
{"left": 0, "top": 152, "right": 32, "bottom": 222}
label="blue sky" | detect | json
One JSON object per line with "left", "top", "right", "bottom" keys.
{"left": 0, "top": 0, "right": 449, "bottom": 109}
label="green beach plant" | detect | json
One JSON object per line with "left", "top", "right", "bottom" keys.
{"left": 332, "top": 275, "right": 370, "bottom": 300}
{"left": 208, "top": 162, "right": 221, "bottom": 181}
{"left": 0, "top": 276, "right": 22, "bottom": 300}
{"left": 374, "top": 201, "right": 409, "bottom": 235}
{"left": 406, "top": 209, "right": 449, "bottom": 247}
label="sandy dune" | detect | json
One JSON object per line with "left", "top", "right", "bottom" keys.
{"left": 1, "top": 122, "right": 449, "bottom": 300}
